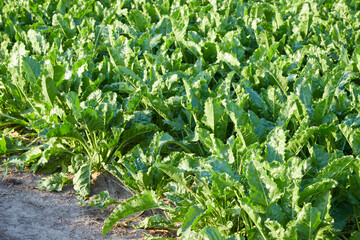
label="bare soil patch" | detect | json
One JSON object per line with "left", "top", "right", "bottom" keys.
{"left": 0, "top": 168, "right": 171, "bottom": 240}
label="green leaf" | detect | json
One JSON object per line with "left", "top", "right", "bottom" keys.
{"left": 264, "top": 219, "right": 285, "bottom": 240}
{"left": 313, "top": 191, "right": 332, "bottom": 223}
{"left": 331, "top": 201, "right": 353, "bottom": 231}
{"left": 298, "top": 3, "right": 312, "bottom": 40}
{"left": 157, "top": 17, "right": 172, "bottom": 36}
{"left": 82, "top": 108, "right": 104, "bottom": 132}
{"left": 147, "top": 131, "right": 177, "bottom": 155}
{"left": 284, "top": 220, "right": 297, "bottom": 240}
{"left": 249, "top": 159, "right": 282, "bottom": 204}
{"left": 223, "top": 99, "right": 258, "bottom": 147}
{"left": 27, "top": 29, "right": 49, "bottom": 54}
{"left": 350, "top": 165, "right": 360, "bottom": 203}
{"left": 120, "top": 123, "right": 159, "bottom": 150}
{"left": 313, "top": 98, "right": 329, "bottom": 125}
{"left": 8, "top": 146, "right": 43, "bottom": 170}
{"left": 246, "top": 154, "right": 283, "bottom": 207}
{"left": 73, "top": 161, "right": 91, "bottom": 200}
{"left": 238, "top": 198, "right": 266, "bottom": 239}
{"left": 103, "top": 82, "right": 135, "bottom": 94}
{"left": 296, "top": 203, "right": 322, "bottom": 240}
{"left": 277, "top": 93, "right": 309, "bottom": 128}
{"left": 37, "top": 173, "right": 69, "bottom": 192}
{"left": 339, "top": 123, "right": 360, "bottom": 155}
{"left": 246, "top": 86, "right": 270, "bottom": 119}
{"left": 108, "top": 61, "right": 142, "bottom": 86}
{"left": 9, "top": 42, "right": 28, "bottom": 69}
{"left": 52, "top": 13, "right": 75, "bottom": 39}
{"left": 138, "top": 214, "right": 174, "bottom": 229}
{"left": 201, "top": 226, "right": 226, "bottom": 240}
{"left": 202, "top": 97, "right": 224, "bottom": 133}
{"left": 249, "top": 111, "right": 275, "bottom": 143}
{"left": 350, "top": 231, "right": 360, "bottom": 240}
{"left": 203, "top": 97, "right": 228, "bottom": 140}
{"left": 42, "top": 76, "right": 59, "bottom": 108}
{"left": 0, "top": 137, "right": 8, "bottom": 155}
{"left": 41, "top": 124, "right": 84, "bottom": 143}
{"left": 80, "top": 191, "right": 118, "bottom": 210}
{"left": 265, "top": 202, "right": 287, "bottom": 227}
{"left": 315, "top": 156, "right": 356, "bottom": 181}
{"left": 180, "top": 205, "right": 205, "bottom": 234}
{"left": 265, "top": 127, "right": 287, "bottom": 163}
{"left": 299, "top": 179, "right": 337, "bottom": 204}
{"left": 287, "top": 126, "right": 317, "bottom": 156}
{"left": 255, "top": 62, "right": 288, "bottom": 97}
{"left": 218, "top": 51, "right": 241, "bottom": 74}
{"left": 128, "top": 9, "right": 149, "bottom": 32}
{"left": 264, "top": 86, "right": 284, "bottom": 122}
{"left": 156, "top": 163, "right": 187, "bottom": 186}
{"left": 22, "top": 56, "right": 41, "bottom": 84}
{"left": 103, "top": 191, "right": 162, "bottom": 236}
{"left": 126, "top": 88, "right": 143, "bottom": 114}
{"left": 0, "top": 136, "right": 18, "bottom": 155}
{"left": 247, "top": 161, "right": 269, "bottom": 206}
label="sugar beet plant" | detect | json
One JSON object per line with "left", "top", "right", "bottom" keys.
{"left": 1, "top": 0, "right": 360, "bottom": 239}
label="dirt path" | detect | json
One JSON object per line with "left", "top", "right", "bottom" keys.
{"left": 0, "top": 169, "right": 165, "bottom": 240}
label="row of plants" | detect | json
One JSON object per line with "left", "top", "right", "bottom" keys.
{"left": 1, "top": 0, "right": 360, "bottom": 239}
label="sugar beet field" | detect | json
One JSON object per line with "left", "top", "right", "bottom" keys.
{"left": 1, "top": 0, "right": 360, "bottom": 239}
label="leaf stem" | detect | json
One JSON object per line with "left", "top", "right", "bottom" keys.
{"left": 26, "top": 137, "right": 41, "bottom": 147}
{"left": 353, "top": 205, "right": 360, "bottom": 231}
{"left": 255, "top": 63, "right": 288, "bottom": 97}
{"left": 197, "top": 141, "right": 205, "bottom": 157}
{"left": 122, "top": 211, "right": 144, "bottom": 224}
{"left": 160, "top": 140, "right": 192, "bottom": 154}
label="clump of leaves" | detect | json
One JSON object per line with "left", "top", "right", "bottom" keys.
{"left": 1, "top": 0, "right": 360, "bottom": 239}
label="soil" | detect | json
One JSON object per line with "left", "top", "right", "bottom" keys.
{"left": 0, "top": 168, "right": 174, "bottom": 240}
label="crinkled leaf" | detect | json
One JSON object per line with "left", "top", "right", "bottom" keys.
{"left": 265, "top": 127, "right": 286, "bottom": 163}
{"left": 296, "top": 203, "right": 322, "bottom": 240}
{"left": 42, "top": 76, "right": 59, "bottom": 108}
{"left": 37, "top": 173, "right": 69, "bottom": 192}
{"left": 41, "top": 124, "right": 84, "bottom": 142}
{"left": 22, "top": 56, "right": 41, "bottom": 84}
{"left": 120, "top": 123, "right": 159, "bottom": 149}
{"left": 287, "top": 126, "right": 317, "bottom": 156}
{"left": 202, "top": 97, "right": 227, "bottom": 139}
{"left": 299, "top": 179, "right": 337, "bottom": 204}
{"left": 137, "top": 214, "right": 173, "bottom": 229}
{"left": 80, "top": 191, "right": 118, "bottom": 210}
{"left": 103, "top": 191, "right": 163, "bottom": 236}
{"left": 73, "top": 161, "right": 91, "bottom": 200}
{"left": 277, "top": 93, "right": 309, "bottom": 128}
{"left": 315, "top": 156, "right": 356, "bottom": 181}
{"left": 340, "top": 123, "right": 360, "bottom": 155}
{"left": 128, "top": 9, "right": 149, "bottom": 32}
{"left": 156, "top": 163, "right": 187, "bottom": 186}
{"left": 27, "top": 29, "right": 49, "bottom": 54}
{"left": 179, "top": 205, "right": 205, "bottom": 234}
{"left": 247, "top": 159, "right": 270, "bottom": 207}
{"left": 223, "top": 99, "right": 258, "bottom": 146}
{"left": 264, "top": 219, "right": 285, "bottom": 240}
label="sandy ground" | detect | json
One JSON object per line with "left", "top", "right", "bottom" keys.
{"left": 0, "top": 168, "right": 173, "bottom": 240}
